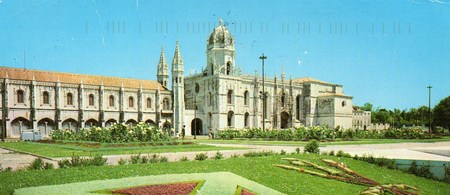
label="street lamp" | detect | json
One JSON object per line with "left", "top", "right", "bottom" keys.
{"left": 259, "top": 54, "right": 267, "bottom": 130}
{"left": 427, "top": 85, "right": 432, "bottom": 134}
{"left": 194, "top": 94, "right": 197, "bottom": 139}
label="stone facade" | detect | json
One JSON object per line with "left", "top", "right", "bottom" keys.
{"left": 181, "top": 19, "right": 354, "bottom": 136}
{"left": 0, "top": 67, "right": 172, "bottom": 139}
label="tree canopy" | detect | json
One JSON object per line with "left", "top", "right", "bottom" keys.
{"left": 433, "top": 95, "right": 450, "bottom": 131}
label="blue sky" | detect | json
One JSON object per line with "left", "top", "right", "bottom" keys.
{"left": 0, "top": 0, "right": 449, "bottom": 110}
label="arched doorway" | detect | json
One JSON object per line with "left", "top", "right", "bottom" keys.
{"left": 11, "top": 117, "right": 31, "bottom": 137}
{"left": 85, "top": 119, "right": 99, "bottom": 128}
{"left": 281, "top": 111, "right": 291, "bottom": 129}
{"left": 191, "top": 118, "right": 202, "bottom": 136}
{"left": 126, "top": 119, "right": 137, "bottom": 126}
{"left": 38, "top": 118, "right": 54, "bottom": 137}
{"left": 227, "top": 111, "right": 234, "bottom": 127}
{"left": 105, "top": 119, "right": 117, "bottom": 127}
{"left": 62, "top": 118, "right": 78, "bottom": 132}
{"left": 162, "top": 121, "right": 171, "bottom": 135}
{"left": 145, "top": 119, "right": 157, "bottom": 127}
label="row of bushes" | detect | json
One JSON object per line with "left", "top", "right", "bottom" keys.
{"left": 216, "top": 126, "right": 434, "bottom": 140}
{"left": 50, "top": 123, "right": 172, "bottom": 143}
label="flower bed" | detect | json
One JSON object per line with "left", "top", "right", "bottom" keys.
{"left": 216, "top": 126, "right": 436, "bottom": 140}
{"left": 50, "top": 123, "right": 172, "bottom": 143}
{"left": 112, "top": 182, "right": 199, "bottom": 195}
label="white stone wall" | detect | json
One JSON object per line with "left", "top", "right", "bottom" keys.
{"left": 2, "top": 78, "right": 171, "bottom": 138}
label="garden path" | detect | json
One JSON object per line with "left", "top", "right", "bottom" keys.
{"left": 1, "top": 141, "right": 449, "bottom": 170}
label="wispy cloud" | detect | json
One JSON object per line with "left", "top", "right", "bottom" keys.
{"left": 428, "top": 0, "right": 450, "bottom": 5}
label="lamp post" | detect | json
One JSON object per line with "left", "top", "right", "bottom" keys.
{"left": 194, "top": 94, "right": 197, "bottom": 139}
{"left": 427, "top": 85, "right": 432, "bottom": 134}
{"left": 259, "top": 54, "right": 267, "bottom": 130}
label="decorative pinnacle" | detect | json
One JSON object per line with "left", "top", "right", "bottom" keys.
{"left": 219, "top": 17, "right": 223, "bottom": 26}
{"left": 172, "top": 41, "right": 183, "bottom": 66}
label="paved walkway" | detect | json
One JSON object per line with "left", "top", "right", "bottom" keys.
{"left": 1, "top": 141, "right": 449, "bottom": 170}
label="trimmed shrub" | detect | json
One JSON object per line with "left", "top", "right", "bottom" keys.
{"left": 213, "top": 151, "right": 224, "bottom": 160}
{"left": 194, "top": 153, "right": 208, "bottom": 161}
{"left": 230, "top": 154, "right": 240, "bottom": 158}
{"left": 242, "top": 151, "right": 276, "bottom": 157}
{"left": 179, "top": 156, "right": 189, "bottom": 162}
{"left": 58, "top": 154, "right": 107, "bottom": 168}
{"left": 304, "top": 140, "right": 320, "bottom": 154}
{"left": 118, "top": 158, "right": 127, "bottom": 165}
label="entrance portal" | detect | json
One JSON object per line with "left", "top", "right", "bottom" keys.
{"left": 280, "top": 111, "right": 291, "bottom": 129}
{"left": 191, "top": 118, "right": 202, "bottom": 136}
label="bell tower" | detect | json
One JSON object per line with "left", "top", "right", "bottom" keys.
{"left": 206, "top": 18, "right": 236, "bottom": 76}
{"left": 172, "top": 41, "right": 185, "bottom": 134}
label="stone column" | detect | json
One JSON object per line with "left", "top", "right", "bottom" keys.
{"left": 55, "top": 82, "right": 62, "bottom": 129}
{"left": 78, "top": 83, "right": 85, "bottom": 130}
{"left": 1, "top": 78, "right": 9, "bottom": 139}
{"left": 155, "top": 89, "right": 160, "bottom": 126}
{"left": 137, "top": 87, "right": 143, "bottom": 122}
{"left": 99, "top": 84, "right": 105, "bottom": 127}
{"left": 30, "top": 80, "right": 37, "bottom": 129}
{"left": 119, "top": 85, "right": 124, "bottom": 123}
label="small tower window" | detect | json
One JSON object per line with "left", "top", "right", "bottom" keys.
{"left": 227, "top": 90, "right": 233, "bottom": 104}
{"left": 17, "top": 90, "right": 24, "bottom": 103}
{"left": 146, "top": 98, "right": 152, "bottom": 108}
{"left": 43, "top": 91, "right": 49, "bottom": 104}
{"left": 88, "top": 94, "right": 94, "bottom": 106}
{"left": 244, "top": 90, "right": 249, "bottom": 106}
{"left": 67, "top": 93, "right": 73, "bottom": 105}
{"left": 226, "top": 61, "right": 232, "bottom": 75}
{"left": 195, "top": 83, "right": 199, "bottom": 93}
{"left": 109, "top": 95, "right": 115, "bottom": 107}
{"left": 163, "top": 98, "right": 170, "bottom": 110}
{"left": 129, "top": 96, "right": 134, "bottom": 108}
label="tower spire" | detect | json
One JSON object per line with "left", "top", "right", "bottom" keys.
{"left": 157, "top": 47, "right": 169, "bottom": 88}
{"left": 172, "top": 41, "right": 183, "bottom": 66}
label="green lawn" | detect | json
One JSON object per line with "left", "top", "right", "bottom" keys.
{"left": 0, "top": 142, "right": 244, "bottom": 158}
{"left": 193, "top": 136, "right": 450, "bottom": 146}
{"left": 1, "top": 154, "right": 448, "bottom": 194}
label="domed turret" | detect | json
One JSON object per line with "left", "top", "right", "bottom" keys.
{"left": 207, "top": 18, "right": 234, "bottom": 49}
{"left": 205, "top": 18, "right": 236, "bottom": 76}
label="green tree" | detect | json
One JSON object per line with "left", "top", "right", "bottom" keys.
{"left": 362, "top": 102, "right": 373, "bottom": 111}
{"left": 434, "top": 95, "right": 450, "bottom": 132}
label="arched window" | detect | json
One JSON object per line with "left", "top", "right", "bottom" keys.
{"left": 244, "top": 90, "right": 249, "bottom": 106}
{"left": 244, "top": 112, "right": 249, "bottom": 127}
{"left": 227, "top": 111, "right": 234, "bottom": 127}
{"left": 88, "top": 94, "right": 94, "bottom": 106}
{"left": 281, "top": 93, "right": 286, "bottom": 108}
{"left": 209, "top": 92, "right": 213, "bottom": 106}
{"left": 43, "top": 91, "right": 49, "bottom": 104}
{"left": 67, "top": 93, "right": 73, "bottom": 105}
{"left": 109, "top": 95, "right": 114, "bottom": 107}
{"left": 296, "top": 95, "right": 301, "bottom": 120}
{"left": 227, "top": 90, "right": 233, "bottom": 104}
{"left": 128, "top": 96, "right": 134, "bottom": 108}
{"left": 163, "top": 98, "right": 170, "bottom": 110}
{"left": 226, "top": 61, "right": 231, "bottom": 75}
{"left": 146, "top": 98, "right": 152, "bottom": 108}
{"left": 17, "top": 90, "right": 24, "bottom": 103}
